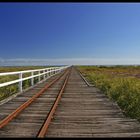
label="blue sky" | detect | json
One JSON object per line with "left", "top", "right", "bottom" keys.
{"left": 0, "top": 3, "right": 140, "bottom": 65}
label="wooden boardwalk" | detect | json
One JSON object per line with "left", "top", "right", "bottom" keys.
{"left": 0, "top": 66, "right": 140, "bottom": 137}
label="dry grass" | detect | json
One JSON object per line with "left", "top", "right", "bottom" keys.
{"left": 77, "top": 65, "right": 140, "bottom": 121}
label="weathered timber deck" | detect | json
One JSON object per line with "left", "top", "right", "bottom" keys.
{"left": 0, "top": 66, "right": 140, "bottom": 137}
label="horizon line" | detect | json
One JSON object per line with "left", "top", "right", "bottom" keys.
{"left": 0, "top": 58, "right": 140, "bottom": 66}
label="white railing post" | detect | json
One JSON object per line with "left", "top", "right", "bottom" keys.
{"left": 46, "top": 69, "right": 48, "bottom": 78}
{"left": 54, "top": 68, "right": 56, "bottom": 74}
{"left": 47, "top": 69, "right": 49, "bottom": 77}
{"left": 55, "top": 68, "right": 57, "bottom": 74}
{"left": 19, "top": 73, "right": 22, "bottom": 92}
{"left": 38, "top": 71, "right": 40, "bottom": 82}
{"left": 53, "top": 68, "right": 55, "bottom": 74}
{"left": 31, "top": 72, "right": 34, "bottom": 86}
{"left": 52, "top": 68, "right": 54, "bottom": 75}
{"left": 43, "top": 70, "right": 45, "bottom": 79}
{"left": 50, "top": 68, "right": 52, "bottom": 76}
{"left": 52, "top": 68, "right": 53, "bottom": 75}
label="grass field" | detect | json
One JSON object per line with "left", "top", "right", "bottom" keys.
{"left": 77, "top": 65, "right": 140, "bottom": 121}
{"left": 0, "top": 66, "right": 48, "bottom": 101}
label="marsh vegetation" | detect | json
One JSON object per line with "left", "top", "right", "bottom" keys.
{"left": 78, "top": 65, "right": 140, "bottom": 121}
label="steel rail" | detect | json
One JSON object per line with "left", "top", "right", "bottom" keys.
{"left": 37, "top": 68, "right": 71, "bottom": 138}
{"left": 75, "top": 67, "right": 94, "bottom": 87}
{"left": 0, "top": 68, "right": 69, "bottom": 129}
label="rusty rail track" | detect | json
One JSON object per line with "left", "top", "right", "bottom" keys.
{"left": 37, "top": 68, "right": 71, "bottom": 137}
{"left": 0, "top": 67, "right": 70, "bottom": 130}
{"left": 1, "top": 66, "right": 140, "bottom": 137}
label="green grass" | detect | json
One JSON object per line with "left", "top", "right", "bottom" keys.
{"left": 77, "top": 65, "right": 140, "bottom": 121}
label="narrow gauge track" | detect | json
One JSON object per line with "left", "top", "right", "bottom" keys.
{"left": 0, "top": 67, "right": 71, "bottom": 137}
{"left": 1, "top": 66, "right": 140, "bottom": 137}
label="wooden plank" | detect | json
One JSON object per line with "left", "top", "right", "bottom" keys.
{"left": 1, "top": 66, "right": 140, "bottom": 137}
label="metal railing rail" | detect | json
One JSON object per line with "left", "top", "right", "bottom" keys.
{"left": 0, "top": 66, "right": 69, "bottom": 92}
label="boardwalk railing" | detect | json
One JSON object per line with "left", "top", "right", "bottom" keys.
{"left": 0, "top": 66, "right": 69, "bottom": 93}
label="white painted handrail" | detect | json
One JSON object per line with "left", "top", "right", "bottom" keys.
{"left": 0, "top": 66, "right": 69, "bottom": 92}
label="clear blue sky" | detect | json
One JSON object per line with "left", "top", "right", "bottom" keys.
{"left": 0, "top": 3, "right": 140, "bottom": 65}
